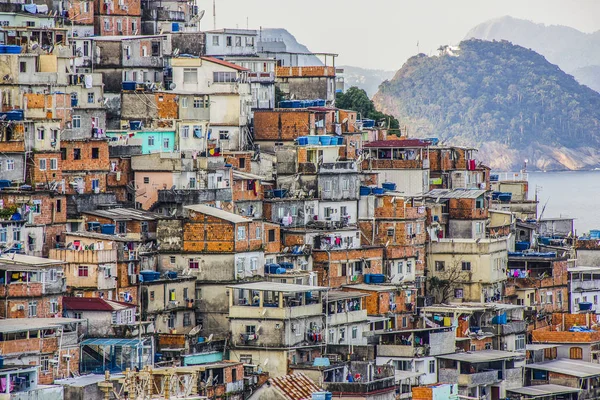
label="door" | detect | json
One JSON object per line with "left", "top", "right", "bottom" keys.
{"left": 491, "top": 386, "right": 500, "bottom": 400}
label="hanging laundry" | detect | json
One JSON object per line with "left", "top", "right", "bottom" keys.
{"left": 23, "top": 4, "right": 37, "bottom": 13}
{"left": 36, "top": 4, "right": 48, "bottom": 13}
{"left": 84, "top": 75, "right": 93, "bottom": 89}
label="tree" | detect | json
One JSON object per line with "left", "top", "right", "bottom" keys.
{"left": 427, "top": 259, "right": 471, "bottom": 304}
{"left": 336, "top": 87, "right": 400, "bottom": 129}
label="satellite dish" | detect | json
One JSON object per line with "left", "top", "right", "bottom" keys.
{"left": 198, "top": 10, "right": 205, "bottom": 20}
{"left": 173, "top": 48, "right": 180, "bottom": 56}
{"left": 169, "top": 83, "right": 177, "bottom": 90}
{"left": 206, "top": 333, "right": 213, "bottom": 343}
{"left": 30, "top": 43, "right": 39, "bottom": 50}
{"left": 263, "top": 358, "right": 269, "bottom": 366}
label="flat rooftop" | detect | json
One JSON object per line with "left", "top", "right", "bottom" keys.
{"left": 0, "top": 253, "right": 63, "bottom": 266}
{"left": 526, "top": 359, "right": 600, "bottom": 378}
{"left": 437, "top": 350, "right": 524, "bottom": 363}
{"left": 227, "top": 281, "right": 328, "bottom": 293}
{"left": 0, "top": 318, "right": 81, "bottom": 333}
{"left": 507, "top": 384, "right": 581, "bottom": 396}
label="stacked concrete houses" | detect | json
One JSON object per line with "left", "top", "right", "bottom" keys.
{"left": 0, "top": 3, "right": 596, "bottom": 400}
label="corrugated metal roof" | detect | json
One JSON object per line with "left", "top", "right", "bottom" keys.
{"left": 363, "top": 139, "right": 430, "bottom": 148}
{"left": 0, "top": 253, "right": 64, "bottom": 266}
{"left": 426, "top": 188, "right": 487, "bottom": 199}
{"left": 507, "top": 384, "right": 581, "bottom": 396}
{"left": 184, "top": 204, "right": 251, "bottom": 224}
{"left": 525, "top": 359, "right": 600, "bottom": 378}
{"left": 0, "top": 318, "right": 81, "bottom": 333}
{"left": 269, "top": 373, "right": 322, "bottom": 400}
{"left": 83, "top": 208, "right": 164, "bottom": 221}
{"left": 81, "top": 338, "right": 146, "bottom": 347}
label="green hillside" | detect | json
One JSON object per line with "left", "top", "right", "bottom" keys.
{"left": 373, "top": 39, "right": 600, "bottom": 170}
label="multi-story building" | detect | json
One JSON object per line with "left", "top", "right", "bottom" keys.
{"left": 0, "top": 253, "right": 65, "bottom": 319}
{"left": 227, "top": 281, "right": 329, "bottom": 378}
{"left": 93, "top": 0, "right": 142, "bottom": 36}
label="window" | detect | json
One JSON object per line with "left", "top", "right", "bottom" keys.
{"left": 476, "top": 222, "right": 483, "bottom": 234}
{"left": 461, "top": 261, "right": 471, "bottom": 271}
{"left": 181, "top": 97, "right": 188, "bottom": 108}
{"left": 402, "top": 316, "right": 407, "bottom": 327}
{"left": 183, "top": 68, "right": 198, "bottom": 84}
{"left": 237, "top": 226, "right": 246, "bottom": 240}
{"left": 251, "top": 258, "right": 258, "bottom": 271}
{"left": 88, "top": 92, "right": 95, "bottom": 103}
{"left": 351, "top": 326, "right": 358, "bottom": 339}
{"left": 454, "top": 288, "right": 464, "bottom": 299}
{"left": 92, "top": 179, "right": 99, "bottom": 190}
{"left": 117, "top": 221, "right": 126, "bottom": 234}
{"left": 189, "top": 177, "right": 196, "bottom": 189}
{"left": 182, "top": 126, "right": 189, "bottom": 138}
{"left": 6, "top": 159, "right": 14, "bottom": 171}
{"left": 163, "top": 137, "right": 170, "bottom": 149}
{"left": 50, "top": 158, "right": 58, "bottom": 170}
{"left": 116, "top": 20, "right": 122, "bottom": 32}
{"left": 339, "top": 328, "right": 346, "bottom": 341}
{"left": 189, "top": 259, "right": 199, "bottom": 269}
{"left": 595, "top": 295, "right": 598, "bottom": 305}
{"left": 485, "top": 342, "right": 492, "bottom": 350}
{"left": 78, "top": 265, "right": 89, "bottom": 277}
{"left": 226, "top": 36, "right": 232, "bottom": 46}
{"left": 73, "top": 148, "right": 81, "bottom": 160}
{"left": 60, "top": 148, "right": 67, "bottom": 160}
{"left": 183, "top": 313, "right": 191, "bottom": 327}
{"left": 148, "top": 136, "right": 155, "bottom": 146}
{"left": 245, "top": 36, "right": 254, "bottom": 46}
{"left": 255, "top": 226, "right": 261, "bottom": 239}
{"left": 193, "top": 98, "right": 202, "bottom": 108}
{"left": 416, "top": 223, "right": 422, "bottom": 234}
{"left": 72, "top": 115, "right": 81, "bottom": 128}
{"left": 168, "top": 313, "right": 176, "bottom": 328}
{"left": 39, "top": 158, "right": 47, "bottom": 171}
{"left": 0, "top": 228, "right": 6, "bottom": 243}
{"left": 213, "top": 71, "right": 237, "bottom": 83}
{"left": 239, "top": 157, "right": 246, "bottom": 169}
{"left": 324, "top": 181, "right": 332, "bottom": 192}
{"left": 131, "top": 21, "right": 137, "bottom": 32}
{"left": 570, "top": 347, "right": 583, "bottom": 360}
{"left": 37, "top": 128, "right": 45, "bottom": 140}
{"left": 212, "top": 35, "right": 219, "bottom": 46}
{"left": 20, "top": 61, "right": 26, "bottom": 73}
{"left": 429, "top": 360, "right": 435, "bottom": 374}
{"left": 13, "top": 227, "right": 20, "bottom": 241}
{"left": 342, "top": 179, "right": 349, "bottom": 191}
{"left": 435, "top": 261, "right": 445, "bottom": 271}
{"left": 150, "top": 291, "right": 155, "bottom": 301}
{"left": 26, "top": 300, "right": 37, "bottom": 317}
{"left": 169, "top": 289, "right": 176, "bottom": 301}
{"left": 104, "top": 265, "right": 112, "bottom": 278}
{"left": 56, "top": 199, "right": 62, "bottom": 212}
{"left": 91, "top": 147, "right": 99, "bottom": 159}
{"left": 268, "top": 229, "right": 276, "bottom": 242}
{"left": 515, "top": 334, "right": 526, "bottom": 351}
{"left": 40, "top": 355, "right": 51, "bottom": 372}
{"left": 235, "top": 36, "right": 242, "bottom": 46}
{"left": 406, "top": 260, "right": 412, "bottom": 273}
{"left": 397, "top": 261, "right": 403, "bottom": 274}
{"left": 387, "top": 228, "right": 395, "bottom": 237}
{"left": 151, "top": 42, "right": 160, "bottom": 56}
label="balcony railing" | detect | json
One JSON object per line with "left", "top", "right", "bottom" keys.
{"left": 324, "top": 376, "right": 395, "bottom": 394}
{"left": 319, "top": 161, "right": 358, "bottom": 173}
{"left": 495, "top": 320, "right": 527, "bottom": 335}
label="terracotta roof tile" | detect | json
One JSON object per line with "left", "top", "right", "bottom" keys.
{"left": 269, "top": 373, "right": 321, "bottom": 400}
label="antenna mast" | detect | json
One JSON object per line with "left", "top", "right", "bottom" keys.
{"left": 213, "top": 0, "right": 216, "bottom": 30}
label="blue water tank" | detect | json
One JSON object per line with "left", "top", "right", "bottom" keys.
{"left": 122, "top": 81, "right": 136, "bottom": 91}
{"left": 171, "top": 22, "right": 179, "bottom": 32}
{"left": 0, "top": 180, "right": 11, "bottom": 189}
{"left": 382, "top": 182, "right": 397, "bottom": 191}
{"left": 101, "top": 224, "right": 115, "bottom": 235}
{"left": 364, "top": 274, "right": 371, "bottom": 284}
{"left": 370, "top": 274, "right": 385, "bottom": 284}
{"left": 372, "top": 187, "right": 385, "bottom": 195}
{"left": 359, "top": 186, "right": 372, "bottom": 196}
{"left": 275, "top": 268, "right": 286, "bottom": 274}
{"left": 165, "top": 271, "right": 178, "bottom": 279}
{"left": 5, "top": 45, "right": 21, "bottom": 54}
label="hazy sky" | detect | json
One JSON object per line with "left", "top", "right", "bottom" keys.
{"left": 200, "top": 0, "right": 600, "bottom": 70}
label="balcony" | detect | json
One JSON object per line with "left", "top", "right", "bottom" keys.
{"left": 276, "top": 66, "right": 336, "bottom": 78}
{"left": 49, "top": 249, "right": 117, "bottom": 264}
{"left": 247, "top": 72, "right": 275, "bottom": 83}
{"left": 495, "top": 320, "right": 527, "bottom": 335}
{"left": 377, "top": 344, "right": 415, "bottom": 358}
{"left": 324, "top": 377, "right": 395, "bottom": 394}
{"left": 319, "top": 161, "right": 358, "bottom": 173}
{"left": 445, "top": 369, "right": 501, "bottom": 387}
{"left": 229, "top": 303, "right": 322, "bottom": 320}
{"left": 157, "top": 188, "right": 232, "bottom": 203}
{"left": 328, "top": 310, "right": 367, "bottom": 326}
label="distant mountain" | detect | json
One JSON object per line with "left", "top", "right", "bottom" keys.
{"left": 571, "top": 65, "right": 600, "bottom": 93}
{"left": 339, "top": 66, "right": 395, "bottom": 97}
{"left": 259, "top": 28, "right": 323, "bottom": 66}
{"left": 373, "top": 39, "right": 600, "bottom": 171}
{"left": 465, "top": 16, "right": 600, "bottom": 92}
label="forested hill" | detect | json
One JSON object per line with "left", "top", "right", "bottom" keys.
{"left": 372, "top": 39, "right": 600, "bottom": 171}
